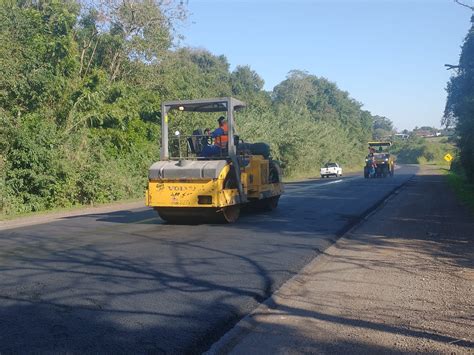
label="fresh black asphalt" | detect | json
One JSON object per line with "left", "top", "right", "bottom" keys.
{"left": 0, "top": 166, "right": 418, "bottom": 353}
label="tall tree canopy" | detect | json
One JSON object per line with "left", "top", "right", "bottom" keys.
{"left": 444, "top": 13, "right": 474, "bottom": 181}
{"left": 372, "top": 115, "right": 394, "bottom": 140}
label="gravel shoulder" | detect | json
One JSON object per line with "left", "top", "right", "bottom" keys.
{"left": 207, "top": 165, "right": 474, "bottom": 354}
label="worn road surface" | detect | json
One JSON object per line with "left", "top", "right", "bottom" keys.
{"left": 0, "top": 166, "right": 417, "bottom": 353}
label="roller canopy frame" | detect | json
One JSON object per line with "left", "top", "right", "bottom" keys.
{"left": 160, "top": 97, "right": 246, "bottom": 161}
{"left": 159, "top": 97, "right": 247, "bottom": 203}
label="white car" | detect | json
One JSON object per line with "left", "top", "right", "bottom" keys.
{"left": 320, "top": 162, "right": 342, "bottom": 178}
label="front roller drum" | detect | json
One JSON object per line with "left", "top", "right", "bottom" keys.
{"left": 155, "top": 206, "right": 240, "bottom": 224}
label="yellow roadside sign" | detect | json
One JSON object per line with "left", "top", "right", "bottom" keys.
{"left": 444, "top": 153, "right": 453, "bottom": 162}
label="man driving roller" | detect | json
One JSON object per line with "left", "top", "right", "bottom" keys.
{"left": 200, "top": 116, "right": 229, "bottom": 157}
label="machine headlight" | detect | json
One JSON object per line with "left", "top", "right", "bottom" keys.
{"left": 385, "top": 158, "right": 388, "bottom": 161}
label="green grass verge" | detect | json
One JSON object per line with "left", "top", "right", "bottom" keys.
{"left": 391, "top": 136, "right": 456, "bottom": 165}
{"left": 446, "top": 171, "right": 474, "bottom": 214}
{"left": 283, "top": 165, "right": 361, "bottom": 182}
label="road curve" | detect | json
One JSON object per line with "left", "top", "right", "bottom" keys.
{"left": 0, "top": 165, "right": 418, "bottom": 353}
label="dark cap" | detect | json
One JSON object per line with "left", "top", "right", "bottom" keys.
{"left": 217, "top": 116, "right": 226, "bottom": 123}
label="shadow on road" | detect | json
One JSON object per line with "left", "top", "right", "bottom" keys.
{"left": 0, "top": 234, "right": 275, "bottom": 353}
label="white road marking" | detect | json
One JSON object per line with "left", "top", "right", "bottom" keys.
{"left": 285, "top": 177, "right": 354, "bottom": 194}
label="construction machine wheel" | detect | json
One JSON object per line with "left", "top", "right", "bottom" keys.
{"left": 250, "top": 196, "right": 280, "bottom": 211}
{"left": 269, "top": 160, "right": 282, "bottom": 185}
{"left": 223, "top": 168, "right": 239, "bottom": 189}
{"left": 265, "top": 196, "right": 280, "bottom": 210}
{"left": 218, "top": 205, "right": 241, "bottom": 223}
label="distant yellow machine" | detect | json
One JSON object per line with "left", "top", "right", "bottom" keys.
{"left": 145, "top": 97, "right": 283, "bottom": 223}
{"left": 364, "top": 141, "right": 395, "bottom": 178}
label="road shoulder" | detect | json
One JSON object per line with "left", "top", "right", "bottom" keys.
{"left": 0, "top": 200, "right": 144, "bottom": 231}
{"left": 207, "top": 166, "right": 474, "bottom": 354}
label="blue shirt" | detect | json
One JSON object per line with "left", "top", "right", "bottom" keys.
{"left": 212, "top": 127, "right": 225, "bottom": 138}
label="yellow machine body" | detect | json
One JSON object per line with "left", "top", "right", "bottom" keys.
{"left": 147, "top": 164, "right": 238, "bottom": 208}
{"left": 146, "top": 156, "right": 283, "bottom": 208}
{"left": 148, "top": 97, "right": 283, "bottom": 223}
{"left": 365, "top": 141, "right": 395, "bottom": 178}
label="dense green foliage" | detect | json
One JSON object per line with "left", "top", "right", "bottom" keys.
{"left": 372, "top": 115, "right": 394, "bottom": 140}
{"left": 391, "top": 137, "right": 455, "bottom": 165}
{"left": 444, "top": 13, "right": 474, "bottom": 182}
{"left": 1, "top": 1, "right": 378, "bottom": 216}
{"left": 447, "top": 170, "right": 474, "bottom": 213}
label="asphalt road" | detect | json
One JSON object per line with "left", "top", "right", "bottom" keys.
{"left": 0, "top": 165, "right": 418, "bottom": 353}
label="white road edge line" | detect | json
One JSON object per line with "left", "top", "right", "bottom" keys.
{"left": 285, "top": 178, "right": 353, "bottom": 194}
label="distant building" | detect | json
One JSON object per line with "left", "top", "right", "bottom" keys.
{"left": 414, "top": 130, "right": 441, "bottom": 138}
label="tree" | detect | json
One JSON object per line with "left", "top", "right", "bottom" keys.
{"left": 372, "top": 115, "right": 394, "bottom": 140}
{"left": 230, "top": 65, "right": 270, "bottom": 109}
{"left": 78, "top": 0, "right": 186, "bottom": 81}
{"left": 231, "top": 65, "right": 264, "bottom": 95}
{"left": 444, "top": 12, "right": 474, "bottom": 181}
{"left": 0, "top": 1, "right": 79, "bottom": 116}
{"left": 273, "top": 70, "right": 316, "bottom": 114}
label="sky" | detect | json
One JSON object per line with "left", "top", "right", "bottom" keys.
{"left": 180, "top": 0, "right": 471, "bottom": 131}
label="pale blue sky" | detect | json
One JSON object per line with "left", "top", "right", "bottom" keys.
{"left": 180, "top": 0, "right": 470, "bottom": 130}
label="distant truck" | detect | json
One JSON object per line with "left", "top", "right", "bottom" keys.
{"left": 320, "top": 163, "right": 342, "bottom": 178}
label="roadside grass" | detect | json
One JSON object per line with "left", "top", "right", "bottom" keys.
{"left": 391, "top": 136, "right": 456, "bottom": 166}
{"left": 446, "top": 170, "right": 474, "bottom": 214}
{"left": 284, "top": 165, "right": 361, "bottom": 182}
{"left": 423, "top": 161, "right": 451, "bottom": 169}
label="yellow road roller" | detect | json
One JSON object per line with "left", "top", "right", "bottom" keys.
{"left": 145, "top": 97, "right": 284, "bottom": 223}
{"left": 364, "top": 141, "right": 395, "bottom": 178}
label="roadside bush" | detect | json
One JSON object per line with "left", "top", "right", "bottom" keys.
{"left": 392, "top": 137, "right": 454, "bottom": 165}
{"left": 238, "top": 107, "right": 367, "bottom": 177}
{"left": 447, "top": 167, "right": 474, "bottom": 213}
